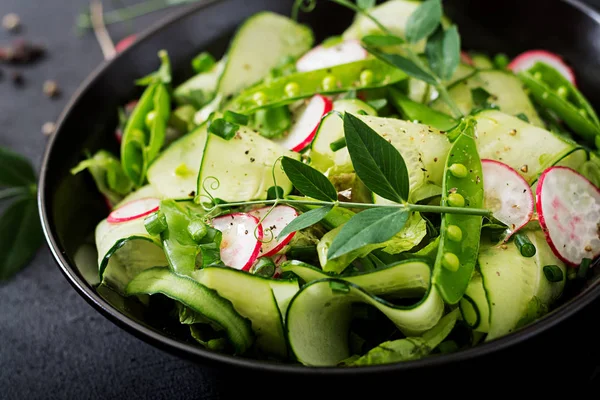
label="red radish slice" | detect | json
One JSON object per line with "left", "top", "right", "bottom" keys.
{"left": 296, "top": 40, "right": 367, "bottom": 72}
{"left": 107, "top": 197, "right": 161, "bottom": 223}
{"left": 272, "top": 254, "right": 287, "bottom": 279}
{"left": 508, "top": 50, "right": 576, "bottom": 85}
{"left": 212, "top": 213, "right": 263, "bottom": 271}
{"left": 272, "top": 95, "right": 332, "bottom": 152}
{"left": 460, "top": 51, "right": 474, "bottom": 66}
{"left": 482, "top": 159, "right": 535, "bottom": 238}
{"left": 248, "top": 205, "right": 299, "bottom": 258}
{"left": 536, "top": 166, "right": 600, "bottom": 266}
{"left": 116, "top": 34, "right": 137, "bottom": 53}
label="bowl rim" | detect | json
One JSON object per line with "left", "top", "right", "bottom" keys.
{"left": 39, "top": 0, "right": 600, "bottom": 375}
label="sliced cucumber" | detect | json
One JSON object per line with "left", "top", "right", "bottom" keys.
{"left": 309, "top": 98, "right": 377, "bottom": 173}
{"left": 473, "top": 110, "right": 582, "bottom": 184}
{"left": 126, "top": 267, "right": 254, "bottom": 354}
{"left": 197, "top": 127, "right": 299, "bottom": 202}
{"left": 432, "top": 70, "right": 544, "bottom": 127}
{"left": 459, "top": 272, "right": 490, "bottom": 332}
{"left": 217, "top": 12, "right": 313, "bottom": 99}
{"left": 95, "top": 217, "right": 166, "bottom": 294}
{"left": 192, "top": 267, "right": 299, "bottom": 358}
{"left": 115, "top": 184, "right": 163, "bottom": 209}
{"left": 147, "top": 124, "right": 207, "bottom": 200}
{"left": 174, "top": 60, "right": 225, "bottom": 107}
{"left": 281, "top": 259, "right": 430, "bottom": 298}
{"left": 479, "top": 229, "right": 566, "bottom": 341}
{"left": 286, "top": 280, "right": 443, "bottom": 366}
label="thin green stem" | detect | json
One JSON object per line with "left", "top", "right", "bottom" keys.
{"left": 436, "top": 85, "right": 464, "bottom": 118}
{"left": 213, "top": 198, "right": 491, "bottom": 217}
{"left": 329, "top": 0, "right": 393, "bottom": 35}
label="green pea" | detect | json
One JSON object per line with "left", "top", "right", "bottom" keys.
{"left": 449, "top": 163, "right": 468, "bottom": 178}
{"left": 446, "top": 225, "right": 463, "bottom": 242}
{"left": 447, "top": 193, "right": 465, "bottom": 207}
{"left": 360, "top": 69, "right": 374, "bottom": 86}
{"left": 322, "top": 75, "right": 337, "bottom": 91}
{"left": 285, "top": 82, "right": 300, "bottom": 97}
{"left": 557, "top": 86, "right": 568, "bottom": 98}
{"left": 442, "top": 252, "right": 460, "bottom": 272}
{"left": 253, "top": 91, "right": 267, "bottom": 106}
{"left": 533, "top": 72, "right": 543, "bottom": 80}
{"left": 145, "top": 110, "right": 157, "bottom": 130}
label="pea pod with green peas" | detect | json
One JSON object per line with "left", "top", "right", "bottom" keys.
{"left": 121, "top": 51, "right": 172, "bottom": 187}
{"left": 518, "top": 62, "right": 600, "bottom": 145}
{"left": 227, "top": 58, "right": 408, "bottom": 114}
{"left": 432, "top": 118, "right": 484, "bottom": 305}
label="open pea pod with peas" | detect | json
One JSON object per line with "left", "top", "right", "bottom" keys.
{"left": 121, "top": 50, "right": 172, "bottom": 187}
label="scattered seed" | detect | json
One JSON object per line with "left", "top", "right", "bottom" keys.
{"left": 41, "top": 121, "right": 56, "bottom": 136}
{"left": 2, "top": 13, "right": 20, "bottom": 32}
{"left": 43, "top": 80, "right": 60, "bottom": 98}
{"left": 585, "top": 245, "right": 593, "bottom": 252}
{"left": 520, "top": 165, "right": 528, "bottom": 173}
{"left": 0, "top": 39, "right": 45, "bottom": 64}
{"left": 500, "top": 244, "right": 508, "bottom": 250}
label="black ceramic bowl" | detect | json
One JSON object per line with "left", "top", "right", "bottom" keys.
{"left": 39, "top": 0, "right": 600, "bottom": 384}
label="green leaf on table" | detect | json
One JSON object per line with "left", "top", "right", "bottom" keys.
{"left": 405, "top": 0, "right": 442, "bottom": 44}
{"left": 365, "top": 46, "right": 437, "bottom": 85}
{"left": 0, "top": 196, "right": 43, "bottom": 281}
{"left": 0, "top": 147, "right": 36, "bottom": 188}
{"left": 362, "top": 34, "right": 404, "bottom": 47}
{"left": 356, "top": 0, "right": 376, "bottom": 10}
{"left": 426, "top": 25, "right": 461, "bottom": 81}
{"left": 343, "top": 113, "right": 410, "bottom": 203}
{"left": 278, "top": 205, "right": 334, "bottom": 239}
{"left": 327, "top": 207, "right": 409, "bottom": 260}
{"left": 281, "top": 156, "right": 338, "bottom": 202}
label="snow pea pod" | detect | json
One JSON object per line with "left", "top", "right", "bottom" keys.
{"left": 432, "top": 119, "right": 484, "bottom": 305}
{"left": 228, "top": 58, "right": 408, "bottom": 114}
{"left": 388, "top": 87, "right": 457, "bottom": 131}
{"left": 518, "top": 62, "right": 600, "bottom": 144}
{"left": 121, "top": 55, "right": 172, "bottom": 187}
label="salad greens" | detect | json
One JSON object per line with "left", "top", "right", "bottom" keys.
{"left": 73, "top": 0, "right": 600, "bottom": 367}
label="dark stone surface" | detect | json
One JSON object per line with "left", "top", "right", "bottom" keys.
{"left": 1, "top": 1, "right": 600, "bottom": 398}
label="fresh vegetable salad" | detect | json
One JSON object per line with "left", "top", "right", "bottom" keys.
{"left": 72, "top": 0, "right": 600, "bottom": 366}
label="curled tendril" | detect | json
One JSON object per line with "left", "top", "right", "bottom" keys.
{"left": 254, "top": 203, "right": 278, "bottom": 244}
{"left": 292, "top": 0, "right": 317, "bottom": 21}
{"left": 197, "top": 176, "right": 221, "bottom": 212}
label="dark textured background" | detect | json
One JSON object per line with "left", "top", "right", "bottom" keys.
{"left": 1, "top": 1, "right": 600, "bottom": 398}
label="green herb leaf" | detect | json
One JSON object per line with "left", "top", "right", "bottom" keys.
{"left": 224, "top": 110, "right": 249, "bottom": 126}
{"left": 471, "top": 87, "right": 493, "bottom": 108}
{"left": 208, "top": 118, "right": 239, "bottom": 140}
{"left": 343, "top": 113, "right": 410, "bottom": 203}
{"left": 191, "top": 52, "right": 216, "bottom": 74}
{"left": 405, "top": 0, "right": 442, "bottom": 44}
{"left": 362, "top": 34, "right": 404, "bottom": 46}
{"left": 426, "top": 25, "right": 461, "bottom": 81}
{"left": 327, "top": 207, "right": 409, "bottom": 260}
{"left": 356, "top": 0, "right": 376, "bottom": 10}
{"left": 0, "top": 196, "right": 43, "bottom": 280}
{"left": 0, "top": 147, "right": 36, "bottom": 187}
{"left": 277, "top": 205, "right": 334, "bottom": 239}
{"left": 267, "top": 186, "right": 284, "bottom": 200}
{"left": 281, "top": 156, "right": 338, "bottom": 202}
{"left": 365, "top": 46, "right": 438, "bottom": 85}
{"left": 515, "top": 113, "right": 530, "bottom": 123}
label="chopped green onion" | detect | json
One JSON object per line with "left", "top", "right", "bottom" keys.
{"left": 188, "top": 220, "right": 208, "bottom": 242}
{"left": 288, "top": 245, "right": 318, "bottom": 260}
{"left": 493, "top": 53, "right": 510, "bottom": 69}
{"left": 250, "top": 257, "right": 276, "bottom": 278}
{"left": 208, "top": 118, "right": 238, "bottom": 140}
{"left": 144, "top": 211, "right": 167, "bottom": 236}
{"left": 191, "top": 52, "right": 216, "bottom": 74}
{"left": 329, "top": 280, "right": 350, "bottom": 293}
{"left": 543, "top": 265, "right": 564, "bottom": 282}
{"left": 514, "top": 233, "right": 536, "bottom": 257}
{"left": 577, "top": 258, "right": 592, "bottom": 279}
{"left": 356, "top": 109, "right": 369, "bottom": 115}
{"left": 330, "top": 137, "right": 347, "bottom": 152}
{"left": 224, "top": 110, "right": 249, "bottom": 126}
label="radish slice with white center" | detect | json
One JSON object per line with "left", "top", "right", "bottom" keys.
{"left": 272, "top": 95, "right": 332, "bottom": 152}
{"left": 107, "top": 197, "right": 161, "bottom": 223}
{"left": 508, "top": 50, "right": 576, "bottom": 85}
{"left": 296, "top": 40, "right": 367, "bottom": 72}
{"left": 482, "top": 159, "right": 534, "bottom": 237}
{"left": 212, "top": 213, "right": 263, "bottom": 271}
{"left": 536, "top": 166, "right": 600, "bottom": 266}
{"left": 248, "top": 205, "right": 299, "bottom": 258}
